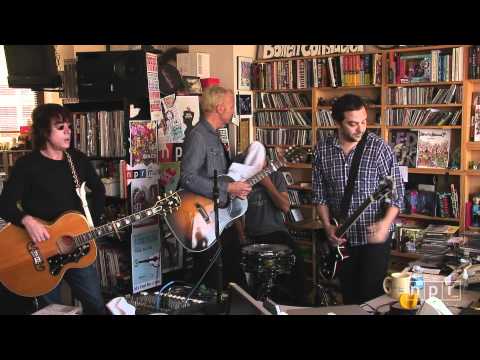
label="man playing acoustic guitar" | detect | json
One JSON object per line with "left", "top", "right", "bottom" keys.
{"left": 0, "top": 104, "right": 106, "bottom": 314}
{"left": 312, "top": 94, "right": 404, "bottom": 305}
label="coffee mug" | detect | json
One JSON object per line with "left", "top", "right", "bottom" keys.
{"left": 383, "top": 272, "right": 411, "bottom": 300}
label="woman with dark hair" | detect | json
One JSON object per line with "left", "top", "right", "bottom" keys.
{"left": 0, "top": 103, "right": 106, "bottom": 314}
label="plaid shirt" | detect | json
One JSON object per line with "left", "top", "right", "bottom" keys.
{"left": 312, "top": 132, "right": 404, "bottom": 247}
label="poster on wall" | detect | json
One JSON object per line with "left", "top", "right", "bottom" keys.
{"left": 129, "top": 120, "right": 158, "bottom": 166}
{"left": 159, "top": 162, "right": 181, "bottom": 194}
{"left": 175, "top": 96, "right": 200, "bottom": 141}
{"left": 126, "top": 162, "right": 160, "bottom": 228}
{"left": 131, "top": 225, "right": 162, "bottom": 293}
{"left": 159, "top": 94, "right": 185, "bottom": 144}
{"left": 146, "top": 52, "right": 162, "bottom": 122}
{"left": 160, "top": 227, "right": 183, "bottom": 274}
{"left": 237, "top": 56, "right": 253, "bottom": 91}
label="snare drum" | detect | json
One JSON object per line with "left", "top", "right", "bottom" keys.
{"left": 240, "top": 244, "right": 295, "bottom": 275}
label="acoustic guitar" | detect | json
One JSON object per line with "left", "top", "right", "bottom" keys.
{"left": 165, "top": 160, "right": 285, "bottom": 252}
{"left": 0, "top": 191, "right": 180, "bottom": 297}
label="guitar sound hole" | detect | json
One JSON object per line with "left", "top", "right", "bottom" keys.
{"left": 58, "top": 236, "right": 75, "bottom": 255}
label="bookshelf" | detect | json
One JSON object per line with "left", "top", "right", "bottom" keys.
{"left": 251, "top": 45, "right": 478, "bottom": 283}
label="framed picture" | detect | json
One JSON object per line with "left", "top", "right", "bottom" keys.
{"left": 237, "top": 56, "right": 253, "bottom": 90}
{"left": 236, "top": 93, "right": 252, "bottom": 116}
{"left": 183, "top": 76, "right": 202, "bottom": 95}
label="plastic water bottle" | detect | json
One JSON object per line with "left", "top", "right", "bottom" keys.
{"left": 410, "top": 265, "right": 425, "bottom": 299}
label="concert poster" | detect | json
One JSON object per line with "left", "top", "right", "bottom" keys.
{"left": 131, "top": 225, "right": 162, "bottom": 293}
{"left": 159, "top": 162, "right": 181, "bottom": 194}
{"left": 129, "top": 120, "right": 158, "bottom": 167}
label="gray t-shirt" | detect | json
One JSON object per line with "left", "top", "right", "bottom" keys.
{"left": 245, "top": 171, "right": 288, "bottom": 237}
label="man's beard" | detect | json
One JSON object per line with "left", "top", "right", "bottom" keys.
{"left": 341, "top": 130, "right": 364, "bottom": 143}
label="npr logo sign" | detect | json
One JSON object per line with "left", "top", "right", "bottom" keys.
{"left": 159, "top": 143, "right": 183, "bottom": 162}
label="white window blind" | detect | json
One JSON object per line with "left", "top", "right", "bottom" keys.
{"left": 0, "top": 45, "right": 38, "bottom": 132}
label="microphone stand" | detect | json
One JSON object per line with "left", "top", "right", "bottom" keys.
{"left": 182, "top": 170, "right": 224, "bottom": 313}
{"left": 212, "top": 170, "right": 224, "bottom": 305}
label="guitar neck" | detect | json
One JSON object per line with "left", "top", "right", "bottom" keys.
{"left": 73, "top": 207, "right": 160, "bottom": 247}
{"left": 335, "top": 195, "right": 376, "bottom": 238}
{"left": 246, "top": 167, "right": 274, "bottom": 187}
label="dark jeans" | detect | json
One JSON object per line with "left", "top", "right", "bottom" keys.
{"left": 40, "top": 264, "right": 106, "bottom": 315}
{"left": 339, "top": 234, "right": 392, "bottom": 305}
{"left": 192, "top": 225, "right": 246, "bottom": 290}
{"left": 249, "top": 230, "right": 307, "bottom": 305}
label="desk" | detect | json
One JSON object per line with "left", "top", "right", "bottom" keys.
{"left": 362, "top": 274, "right": 480, "bottom": 315}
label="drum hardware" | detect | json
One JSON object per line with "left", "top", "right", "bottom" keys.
{"left": 240, "top": 243, "right": 295, "bottom": 301}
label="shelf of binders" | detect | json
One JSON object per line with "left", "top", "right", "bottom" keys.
{"left": 399, "top": 213, "right": 460, "bottom": 222}
{"left": 317, "top": 104, "right": 381, "bottom": 110}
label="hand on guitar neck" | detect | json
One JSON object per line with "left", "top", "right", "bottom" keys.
{"left": 227, "top": 181, "right": 252, "bottom": 200}
{"left": 324, "top": 222, "right": 347, "bottom": 246}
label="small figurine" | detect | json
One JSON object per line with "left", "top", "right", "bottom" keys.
{"left": 472, "top": 196, "right": 480, "bottom": 227}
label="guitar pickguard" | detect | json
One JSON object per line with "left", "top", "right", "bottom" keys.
{"left": 47, "top": 244, "right": 91, "bottom": 276}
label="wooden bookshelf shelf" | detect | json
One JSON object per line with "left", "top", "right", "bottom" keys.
{"left": 255, "top": 107, "right": 312, "bottom": 111}
{"left": 386, "top": 81, "right": 463, "bottom": 88}
{"left": 254, "top": 50, "right": 384, "bottom": 63}
{"left": 387, "top": 126, "right": 462, "bottom": 130}
{"left": 465, "top": 170, "right": 480, "bottom": 176}
{"left": 390, "top": 250, "right": 422, "bottom": 260}
{"left": 385, "top": 104, "right": 462, "bottom": 108}
{"left": 256, "top": 126, "right": 311, "bottom": 129}
{"left": 390, "top": 45, "right": 468, "bottom": 53}
{"left": 288, "top": 184, "right": 312, "bottom": 191}
{"left": 285, "top": 163, "right": 312, "bottom": 169}
{"left": 399, "top": 213, "right": 460, "bottom": 222}
{"left": 252, "top": 88, "right": 312, "bottom": 93}
{"left": 265, "top": 144, "right": 312, "bottom": 148}
{"left": 466, "top": 142, "right": 480, "bottom": 150}
{"left": 317, "top": 104, "right": 381, "bottom": 110}
{"left": 407, "top": 168, "right": 462, "bottom": 175}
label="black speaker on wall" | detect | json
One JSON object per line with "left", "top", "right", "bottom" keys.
{"left": 77, "top": 50, "right": 149, "bottom": 101}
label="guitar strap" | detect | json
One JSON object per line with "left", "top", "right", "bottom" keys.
{"left": 338, "top": 132, "right": 368, "bottom": 223}
{"left": 64, "top": 151, "right": 95, "bottom": 229}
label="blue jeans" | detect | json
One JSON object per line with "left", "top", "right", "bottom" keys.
{"left": 41, "top": 264, "right": 106, "bottom": 315}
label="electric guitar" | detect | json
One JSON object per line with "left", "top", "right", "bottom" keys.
{"left": 0, "top": 191, "right": 180, "bottom": 297}
{"left": 320, "top": 177, "right": 394, "bottom": 280}
{"left": 165, "top": 159, "right": 285, "bottom": 252}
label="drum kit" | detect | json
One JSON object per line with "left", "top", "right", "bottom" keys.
{"left": 240, "top": 243, "right": 295, "bottom": 301}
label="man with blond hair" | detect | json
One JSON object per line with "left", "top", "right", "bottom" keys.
{"left": 181, "top": 86, "right": 251, "bottom": 289}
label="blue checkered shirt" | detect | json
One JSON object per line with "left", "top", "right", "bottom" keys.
{"left": 312, "top": 132, "right": 404, "bottom": 247}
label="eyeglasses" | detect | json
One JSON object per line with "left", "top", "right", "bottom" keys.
{"left": 54, "top": 123, "right": 72, "bottom": 131}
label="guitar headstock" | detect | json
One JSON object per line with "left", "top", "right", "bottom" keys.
{"left": 372, "top": 176, "right": 394, "bottom": 201}
{"left": 152, "top": 191, "right": 181, "bottom": 216}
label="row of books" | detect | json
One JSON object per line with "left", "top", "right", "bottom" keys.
{"left": 255, "top": 128, "right": 311, "bottom": 146}
{"left": 254, "top": 111, "right": 312, "bottom": 127}
{"left": 386, "top": 85, "right": 463, "bottom": 105}
{"left": 405, "top": 187, "right": 459, "bottom": 219}
{"left": 72, "top": 111, "right": 126, "bottom": 158}
{"left": 388, "top": 47, "right": 464, "bottom": 84}
{"left": 316, "top": 129, "right": 336, "bottom": 142}
{"left": 59, "top": 59, "right": 78, "bottom": 101}
{"left": 255, "top": 92, "right": 311, "bottom": 109}
{"left": 385, "top": 108, "right": 462, "bottom": 126}
{"left": 393, "top": 224, "right": 459, "bottom": 254}
{"left": 287, "top": 189, "right": 311, "bottom": 206}
{"left": 468, "top": 46, "right": 480, "bottom": 79}
{"left": 316, "top": 110, "right": 335, "bottom": 127}
{"left": 95, "top": 244, "right": 130, "bottom": 292}
{"left": 251, "top": 53, "right": 382, "bottom": 90}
